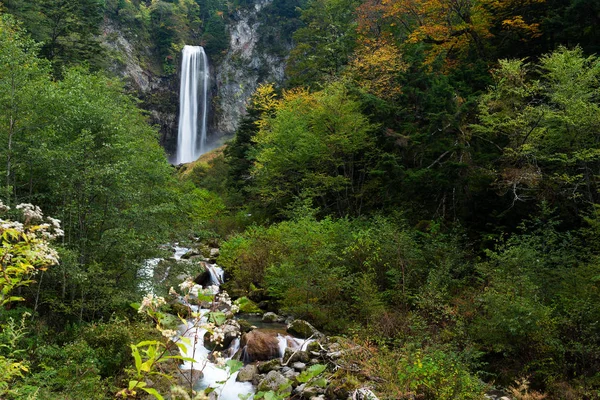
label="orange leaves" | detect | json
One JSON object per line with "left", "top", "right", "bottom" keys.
{"left": 356, "top": 0, "right": 546, "bottom": 67}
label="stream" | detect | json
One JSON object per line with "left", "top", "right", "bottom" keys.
{"left": 139, "top": 244, "right": 311, "bottom": 399}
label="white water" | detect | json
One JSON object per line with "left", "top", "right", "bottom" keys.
{"left": 176, "top": 45, "right": 209, "bottom": 164}
{"left": 177, "top": 265, "right": 254, "bottom": 400}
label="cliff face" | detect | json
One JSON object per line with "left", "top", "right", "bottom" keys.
{"left": 213, "top": 0, "right": 288, "bottom": 137}
{"left": 100, "top": 0, "right": 292, "bottom": 157}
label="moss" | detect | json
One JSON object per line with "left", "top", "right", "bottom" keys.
{"left": 235, "top": 296, "right": 263, "bottom": 314}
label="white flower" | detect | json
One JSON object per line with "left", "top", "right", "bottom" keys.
{"left": 169, "top": 287, "right": 178, "bottom": 296}
{"left": 0, "top": 201, "right": 9, "bottom": 213}
{"left": 179, "top": 278, "right": 196, "bottom": 292}
{"left": 138, "top": 294, "right": 165, "bottom": 313}
{"left": 161, "top": 329, "right": 177, "bottom": 339}
{"left": 16, "top": 203, "right": 43, "bottom": 222}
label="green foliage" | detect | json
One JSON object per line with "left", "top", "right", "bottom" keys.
{"left": 473, "top": 47, "right": 600, "bottom": 214}
{"left": 287, "top": 0, "right": 359, "bottom": 86}
{"left": 397, "top": 347, "right": 486, "bottom": 400}
{"left": 250, "top": 82, "right": 378, "bottom": 218}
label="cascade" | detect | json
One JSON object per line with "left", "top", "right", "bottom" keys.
{"left": 176, "top": 45, "right": 209, "bottom": 164}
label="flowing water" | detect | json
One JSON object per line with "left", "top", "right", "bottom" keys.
{"left": 176, "top": 45, "right": 209, "bottom": 164}
{"left": 140, "top": 245, "right": 312, "bottom": 399}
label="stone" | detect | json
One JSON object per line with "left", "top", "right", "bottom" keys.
{"left": 204, "top": 319, "right": 240, "bottom": 351}
{"left": 283, "top": 348, "right": 310, "bottom": 364}
{"left": 306, "top": 340, "right": 321, "bottom": 353}
{"left": 258, "top": 358, "right": 281, "bottom": 373}
{"left": 236, "top": 364, "right": 258, "bottom": 382}
{"left": 262, "top": 312, "right": 279, "bottom": 323}
{"left": 351, "top": 388, "right": 379, "bottom": 400}
{"left": 287, "top": 319, "right": 324, "bottom": 339}
{"left": 240, "top": 330, "right": 281, "bottom": 362}
{"left": 292, "top": 362, "right": 306, "bottom": 371}
{"left": 176, "top": 369, "right": 203, "bottom": 386}
{"left": 234, "top": 297, "right": 263, "bottom": 314}
{"left": 282, "top": 368, "right": 299, "bottom": 380}
{"left": 210, "top": 248, "right": 220, "bottom": 257}
{"left": 181, "top": 249, "right": 201, "bottom": 259}
{"left": 257, "top": 371, "right": 291, "bottom": 394}
{"left": 237, "top": 319, "right": 255, "bottom": 333}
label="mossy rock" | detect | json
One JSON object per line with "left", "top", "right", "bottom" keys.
{"left": 169, "top": 302, "right": 192, "bottom": 319}
{"left": 235, "top": 296, "right": 263, "bottom": 314}
{"left": 287, "top": 319, "right": 324, "bottom": 339}
{"left": 237, "top": 319, "right": 255, "bottom": 333}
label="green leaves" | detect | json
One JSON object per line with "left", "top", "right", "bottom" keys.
{"left": 297, "top": 363, "right": 327, "bottom": 383}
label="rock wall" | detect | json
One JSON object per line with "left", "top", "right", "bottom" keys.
{"left": 101, "top": 19, "right": 179, "bottom": 158}
{"left": 213, "top": 0, "right": 288, "bottom": 137}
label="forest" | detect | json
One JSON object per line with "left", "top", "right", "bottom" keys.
{"left": 1, "top": 0, "right": 600, "bottom": 399}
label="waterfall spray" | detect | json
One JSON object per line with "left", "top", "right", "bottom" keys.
{"left": 176, "top": 45, "right": 209, "bottom": 164}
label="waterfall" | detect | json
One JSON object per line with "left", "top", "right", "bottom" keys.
{"left": 176, "top": 45, "right": 209, "bottom": 164}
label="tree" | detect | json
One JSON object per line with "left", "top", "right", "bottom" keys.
{"left": 287, "top": 0, "right": 359, "bottom": 86}
{"left": 250, "top": 82, "right": 377, "bottom": 217}
{"left": 0, "top": 15, "right": 48, "bottom": 204}
{"left": 472, "top": 47, "right": 600, "bottom": 215}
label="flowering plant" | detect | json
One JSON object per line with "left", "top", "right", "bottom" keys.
{"left": 0, "top": 201, "right": 62, "bottom": 307}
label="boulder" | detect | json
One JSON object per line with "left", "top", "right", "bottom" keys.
{"left": 176, "top": 369, "right": 203, "bottom": 386}
{"left": 257, "top": 371, "right": 292, "bottom": 394}
{"left": 351, "top": 388, "right": 379, "bottom": 400}
{"left": 262, "top": 312, "right": 279, "bottom": 323}
{"left": 240, "top": 330, "right": 281, "bottom": 362}
{"left": 283, "top": 348, "right": 310, "bottom": 364}
{"left": 287, "top": 319, "right": 324, "bottom": 339}
{"left": 258, "top": 358, "right": 281, "bottom": 373}
{"left": 193, "top": 262, "right": 212, "bottom": 287}
{"left": 237, "top": 319, "right": 255, "bottom": 333}
{"left": 236, "top": 364, "right": 258, "bottom": 382}
{"left": 292, "top": 362, "right": 306, "bottom": 371}
{"left": 234, "top": 297, "right": 263, "bottom": 314}
{"left": 181, "top": 249, "right": 201, "bottom": 259}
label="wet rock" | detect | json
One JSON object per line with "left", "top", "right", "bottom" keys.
{"left": 283, "top": 348, "right": 310, "bottom": 364}
{"left": 257, "top": 371, "right": 291, "bottom": 394}
{"left": 181, "top": 249, "right": 201, "bottom": 259}
{"left": 193, "top": 262, "right": 212, "bottom": 287}
{"left": 258, "top": 358, "right": 281, "bottom": 373}
{"left": 176, "top": 369, "right": 203, "bottom": 386}
{"left": 262, "top": 312, "right": 279, "bottom": 322}
{"left": 237, "top": 319, "right": 255, "bottom": 333}
{"left": 287, "top": 319, "right": 324, "bottom": 339}
{"left": 235, "top": 297, "right": 263, "bottom": 314}
{"left": 292, "top": 362, "right": 306, "bottom": 371}
{"left": 351, "top": 388, "right": 379, "bottom": 400}
{"left": 204, "top": 319, "right": 240, "bottom": 351}
{"left": 236, "top": 364, "right": 258, "bottom": 382}
{"left": 240, "top": 330, "right": 281, "bottom": 362}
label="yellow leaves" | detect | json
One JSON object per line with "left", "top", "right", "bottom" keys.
{"left": 358, "top": 0, "right": 544, "bottom": 68}
{"left": 347, "top": 40, "right": 407, "bottom": 100}
{"left": 502, "top": 17, "right": 542, "bottom": 39}
{"left": 251, "top": 83, "right": 278, "bottom": 114}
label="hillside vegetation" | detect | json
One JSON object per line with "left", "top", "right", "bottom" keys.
{"left": 1, "top": 0, "right": 600, "bottom": 399}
